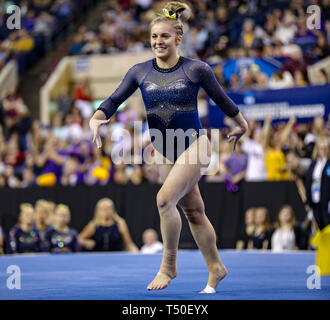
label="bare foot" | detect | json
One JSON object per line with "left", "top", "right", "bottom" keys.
{"left": 147, "top": 270, "right": 177, "bottom": 291}
{"left": 200, "top": 265, "right": 228, "bottom": 293}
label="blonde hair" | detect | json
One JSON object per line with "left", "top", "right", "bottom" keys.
{"left": 20, "top": 203, "right": 33, "bottom": 212}
{"left": 312, "top": 136, "right": 330, "bottom": 160}
{"left": 255, "top": 207, "right": 270, "bottom": 234}
{"left": 55, "top": 204, "right": 70, "bottom": 215}
{"left": 93, "top": 198, "right": 122, "bottom": 226}
{"left": 273, "top": 205, "right": 296, "bottom": 229}
{"left": 150, "top": 1, "right": 192, "bottom": 38}
{"left": 18, "top": 203, "right": 34, "bottom": 223}
{"left": 35, "top": 199, "right": 50, "bottom": 213}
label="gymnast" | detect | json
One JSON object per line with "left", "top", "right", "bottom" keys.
{"left": 89, "top": 1, "right": 248, "bottom": 293}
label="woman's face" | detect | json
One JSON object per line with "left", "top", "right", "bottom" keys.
{"left": 318, "top": 139, "right": 329, "bottom": 158}
{"left": 143, "top": 230, "right": 157, "bottom": 246}
{"left": 245, "top": 209, "right": 255, "bottom": 224}
{"left": 255, "top": 209, "right": 267, "bottom": 225}
{"left": 279, "top": 207, "right": 292, "bottom": 224}
{"left": 55, "top": 208, "right": 70, "bottom": 227}
{"left": 97, "top": 201, "right": 114, "bottom": 220}
{"left": 20, "top": 208, "right": 35, "bottom": 225}
{"left": 151, "top": 22, "right": 181, "bottom": 60}
{"left": 35, "top": 206, "right": 48, "bottom": 222}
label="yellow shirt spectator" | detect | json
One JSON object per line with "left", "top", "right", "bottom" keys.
{"left": 14, "top": 35, "right": 34, "bottom": 52}
{"left": 265, "top": 148, "right": 290, "bottom": 180}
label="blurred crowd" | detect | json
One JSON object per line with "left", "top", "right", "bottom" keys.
{"left": 236, "top": 204, "right": 316, "bottom": 252}
{"left": 0, "top": 197, "right": 163, "bottom": 254}
{"left": 0, "top": 0, "right": 100, "bottom": 74}
{"left": 68, "top": 0, "right": 330, "bottom": 88}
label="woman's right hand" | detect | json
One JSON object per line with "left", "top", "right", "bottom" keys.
{"left": 89, "top": 117, "right": 110, "bottom": 148}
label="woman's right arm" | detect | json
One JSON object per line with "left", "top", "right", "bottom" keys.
{"left": 89, "top": 65, "right": 140, "bottom": 148}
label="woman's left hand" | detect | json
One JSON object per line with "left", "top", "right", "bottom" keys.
{"left": 227, "top": 125, "right": 247, "bottom": 151}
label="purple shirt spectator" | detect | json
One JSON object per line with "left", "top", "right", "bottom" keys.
{"left": 225, "top": 153, "right": 248, "bottom": 177}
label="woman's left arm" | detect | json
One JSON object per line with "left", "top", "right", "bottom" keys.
{"left": 197, "top": 62, "right": 248, "bottom": 149}
{"left": 117, "top": 219, "right": 139, "bottom": 253}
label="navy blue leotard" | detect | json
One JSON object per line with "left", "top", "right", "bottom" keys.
{"left": 98, "top": 56, "right": 239, "bottom": 162}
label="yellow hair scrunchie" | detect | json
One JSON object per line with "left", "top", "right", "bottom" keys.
{"left": 162, "top": 8, "right": 177, "bottom": 19}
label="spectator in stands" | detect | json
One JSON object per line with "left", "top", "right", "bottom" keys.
{"left": 223, "top": 140, "right": 248, "bottom": 192}
{"left": 251, "top": 207, "right": 272, "bottom": 250}
{"left": 69, "top": 33, "right": 86, "bottom": 55}
{"left": 293, "top": 70, "right": 307, "bottom": 87}
{"left": 282, "top": 46, "right": 309, "bottom": 83}
{"left": 12, "top": 29, "right": 35, "bottom": 53}
{"left": 33, "top": 11, "right": 56, "bottom": 36}
{"left": 268, "top": 70, "right": 294, "bottom": 89}
{"left": 46, "top": 200, "right": 57, "bottom": 225}
{"left": 304, "top": 116, "right": 327, "bottom": 158}
{"left": 113, "top": 162, "right": 129, "bottom": 184}
{"left": 21, "top": 167, "right": 36, "bottom": 187}
{"left": 313, "top": 34, "right": 330, "bottom": 61}
{"left": 34, "top": 199, "right": 50, "bottom": 247}
{"left": 236, "top": 207, "right": 255, "bottom": 250}
{"left": 228, "top": 73, "right": 241, "bottom": 90}
{"left": 56, "top": 86, "right": 73, "bottom": 118}
{"left": 241, "top": 120, "right": 268, "bottom": 182}
{"left": 264, "top": 116, "right": 295, "bottom": 181}
{"left": 81, "top": 33, "right": 103, "bottom": 55}
{"left": 286, "top": 150, "right": 307, "bottom": 203}
{"left": 3, "top": 164, "right": 21, "bottom": 188}
{"left": 254, "top": 71, "right": 269, "bottom": 89}
{"left": 83, "top": 147, "right": 111, "bottom": 186}
{"left": 9, "top": 203, "right": 42, "bottom": 253}
{"left": 79, "top": 198, "right": 139, "bottom": 252}
{"left": 35, "top": 136, "right": 68, "bottom": 185}
{"left": 213, "top": 64, "right": 227, "bottom": 88}
{"left": 22, "top": 10, "right": 36, "bottom": 32}
{"left": 74, "top": 78, "right": 94, "bottom": 119}
{"left": 129, "top": 165, "right": 144, "bottom": 185}
{"left": 305, "top": 137, "right": 330, "bottom": 231}
{"left": 240, "top": 19, "right": 255, "bottom": 50}
{"left": 44, "top": 204, "right": 80, "bottom": 253}
{"left": 60, "top": 157, "right": 83, "bottom": 186}
{"left": 270, "top": 205, "right": 306, "bottom": 252}
{"left": 140, "top": 228, "right": 163, "bottom": 254}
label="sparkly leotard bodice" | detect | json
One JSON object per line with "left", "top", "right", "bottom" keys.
{"left": 98, "top": 56, "right": 239, "bottom": 162}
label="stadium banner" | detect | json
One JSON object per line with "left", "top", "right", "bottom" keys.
{"left": 208, "top": 84, "right": 330, "bottom": 128}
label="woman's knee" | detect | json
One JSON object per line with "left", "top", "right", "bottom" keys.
{"left": 181, "top": 204, "right": 205, "bottom": 224}
{"left": 156, "top": 190, "right": 176, "bottom": 213}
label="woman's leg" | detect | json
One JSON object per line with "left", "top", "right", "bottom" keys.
{"left": 147, "top": 135, "right": 212, "bottom": 290}
{"left": 147, "top": 154, "right": 179, "bottom": 290}
{"left": 178, "top": 185, "right": 227, "bottom": 292}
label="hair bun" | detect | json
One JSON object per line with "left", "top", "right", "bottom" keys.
{"left": 177, "top": 9, "right": 191, "bottom": 22}
{"left": 164, "top": 1, "right": 192, "bottom": 22}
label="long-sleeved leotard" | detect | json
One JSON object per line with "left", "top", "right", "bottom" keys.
{"left": 98, "top": 56, "right": 239, "bottom": 162}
